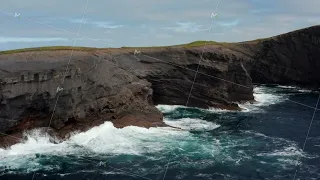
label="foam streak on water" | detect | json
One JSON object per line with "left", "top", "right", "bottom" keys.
{"left": 164, "top": 118, "right": 220, "bottom": 131}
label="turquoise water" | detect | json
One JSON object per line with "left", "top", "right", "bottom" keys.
{"left": 1, "top": 85, "right": 319, "bottom": 180}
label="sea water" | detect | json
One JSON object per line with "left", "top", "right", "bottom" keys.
{"left": 1, "top": 85, "right": 319, "bottom": 180}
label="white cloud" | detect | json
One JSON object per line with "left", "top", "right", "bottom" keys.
{"left": 69, "top": 18, "right": 123, "bottom": 29}
{"left": 217, "top": 20, "right": 240, "bottom": 27}
{"left": 74, "top": 37, "right": 113, "bottom": 42}
{"left": 93, "top": 22, "right": 123, "bottom": 29}
{"left": 163, "top": 22, "right": 206, "bottom": 33}
{"left": 249, "top": 8, "right": 272, "bottom": 14}
{"left": 0, "top": 37, "right": 69, "bottom": 43}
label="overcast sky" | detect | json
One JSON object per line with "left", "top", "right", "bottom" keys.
{"left": 0, "top": 0, "right": 319, "bottom": 50}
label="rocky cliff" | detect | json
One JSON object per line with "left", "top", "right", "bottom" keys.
{"left": 1, "top": 25, "right": 319, "bottom": 147}
{"left": 250, "top": 26, "right": 320, "bottom": 87}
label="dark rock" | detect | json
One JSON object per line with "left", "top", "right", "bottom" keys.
{"left": 0, "top": 50, "right": 163, "bottom": 147}
{"left": 246, "top": 25, "right": 320, "bottom": 88}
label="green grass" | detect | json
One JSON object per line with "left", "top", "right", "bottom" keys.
{"left": 182, "top": 40, "right": 230, "bottom": 47}
{"left": 120, "top": 40, "right": 229, "bottom": 49}
{"left": 0, "top": 46, "right": 98, "bottom": 55}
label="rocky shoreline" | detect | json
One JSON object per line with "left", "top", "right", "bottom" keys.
{"left": 1, "top": 25, "right": 319, "bottom": 148}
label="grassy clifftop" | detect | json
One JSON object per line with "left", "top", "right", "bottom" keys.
{"left": 1, "top": 24, "right": 319, "bottom": 55}
{"left": 0, "top": 46, "right": 98, "bottom": 55}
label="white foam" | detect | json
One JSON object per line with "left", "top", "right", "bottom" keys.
{"left": 253, "top": 87, "right": 287, "bottom": 106}
{"left": 298, "top": 89, "right": 312, "bottom": 93}
{"left": 0, "top": 122, "right": 191, "bottom": 158}
{"left": 0, "top": 121, "right": 304, "bottom": 174}
{"left": 164, "top": 118, "right": 221, "bottom": 131}
{"left": 155, "top": 104, "right": 184, "bottom": 113}
{"left": 277, "top": 85, "right": 313, "bottom": 93}
{"left": 238, "top": 86, "right": 287, "bottom": 112}
{"left": 0, "top": 121, "right": 196, "bottom": 172}
{"left": 242, "top": 130, "right": 294, "bottom": 144}
{"left": 2, "top": 129, "right": 68, "bottom": 156}
{"left": 157, "top": 104, "right": 232, "bottom": 115}
{"left": 208, "top": 107, "right": 233, "bottom": 113}
{"left": 257, "top": 146, "right": 304, "bottom": 157}
{"left": 68, "top": 123, "right": 188, "bottom": 155}
{"left": 277, "top": 85, "right": 296, "bottom": 89}
{"left": 277, "top": 158, "right": 300, "bottom": 166}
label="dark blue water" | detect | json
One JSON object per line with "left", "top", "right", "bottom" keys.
{"left": 1, "top": 85, "right": 319, "bottom": 180}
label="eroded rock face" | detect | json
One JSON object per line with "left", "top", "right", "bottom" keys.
{"left": 0, "top": 50, "right": 164, "bottom": 146}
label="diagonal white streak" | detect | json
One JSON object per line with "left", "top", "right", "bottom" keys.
{"left": 108, "top": 166, "right": 153, "bottom": 180}
{"left": 292, "top": 94, "right": 320, "bottom": 180}
{"left": 46, "top": 40, "right": 76, "bottom": 132}
{"left": 162, "top": 1, "right": 221, "bottom": 179}
{"left": 31, "top": 1, "right": 89, "bottom": 180}
{"left": 142, "top": 54, "right": 250, "bottom": 88}
{"left": 287, "top": 99, "right": 320, "bottom": 111}
{"left": 302, "top": 95, "right": 320, "bottom": 150}
{"left": 215, "top": 0, "right": 220, "bottom": 11}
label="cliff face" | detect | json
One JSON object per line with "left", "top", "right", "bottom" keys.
{"left": 0, "top": 50, "right": 165, "bottom": 146}
{"left": 243, "top": 25, "right": 320, "bottom": 87}
{"left": 0, "top": 47, "right": 253, "bottom": 146}
{"left": 1, "top": 25, "right": 319, "bottom": 147}
{"left": 115, "top": 46, "right": 254, "bottom": 108}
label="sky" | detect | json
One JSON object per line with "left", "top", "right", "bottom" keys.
{"left": 0, "top": 0, "right": 319, "bottom": 50}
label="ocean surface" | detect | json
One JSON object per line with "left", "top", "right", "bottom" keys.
{"left": 1, "top": 85, "right": 320, "bottom": 180}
